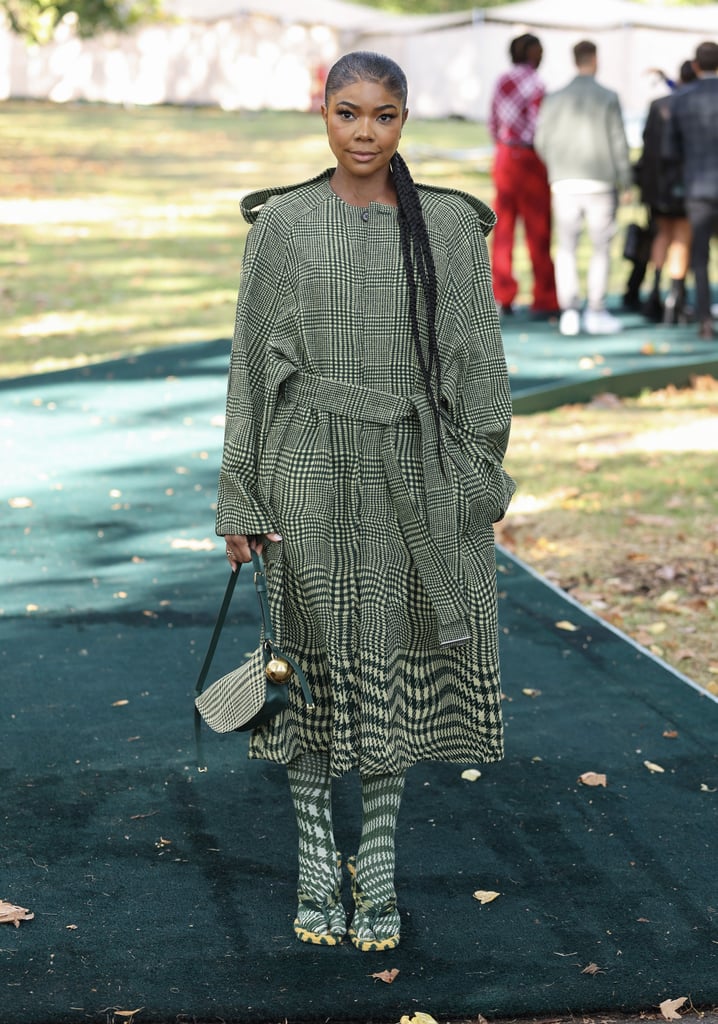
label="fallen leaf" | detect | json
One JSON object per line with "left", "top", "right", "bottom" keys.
{"left": 0, "top": 901, "right": 34, "bottom": 927}
{"left": 371, "top": 968, "right": 399, "bottom": 984}
{"left": 112, "top": 699, "right": 129, "bottom": 707}
{"left": 66, "top": 924, "right": 78, "bottom": 930}
{"left": 662, "top": 730, "right": 678, "bottom": 739}
{"left": 659, "top": 996, "right": 687, "bottom": 1020}
{"left": 461, "top": 768, "right": 482, "bottom": 781}
{"left": 400, "top": 1014, "right": 438, "bottom": 1024}
{"left": 473, "top": 890, "right": 500, "bottom": 904}
{"left": 522, "top": 687, "right": 542, "bottom": 698}
{"left": 578, "top": 771, "right": 607, "bottom": 787}
{"left": 644, "top": 760, "right": 665, "bottom": 773}
{"left": 170, "top": 537, "right": 215, "bottom": 551}
{"left": 700, "top": 784, "right": 717, "bottom": 793}
{"left": 9, "top": 496, "right": 33, "bottom": 508}
{"left": 555, "top": 619, "right": 579, "bottom": 631}
{"left": 113, "top": 1010, "right": 144, "bottom": 1021}
{"left": 581, "top": 962, "right": 603, "bottom": 975}
{"left": 646, "top": 621, "right": 667, "bottom": 635}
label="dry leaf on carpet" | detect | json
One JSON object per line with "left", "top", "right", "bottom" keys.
{"left": 0, "top": 901, "right": 34, "bottom": 927}
{"left": 555, "top": 619, "right": 579, "bottom": 631}
{"left": 581, "top": 962, "right": 603, "bottom": 975}
{"left": 400, "top": 1014, "right": 438, "bottom": 1024}
{"left": 522, "top": 687, "right": 542, "bottom": 698}
{"left": 644, "top": 760, "right": 665, "bottom": 773}
{"left": 659, "top": 996, "right": 687, "bottom": 1020}
{"left": 473, "top": 890, "right": 500, "bottom": 904}
{"left": 461, "top": 768, "right": 482, "bottom": 781}
{"left": 578, "top": 771, "right": 607, "bottom": 787}
{"left": 371, "top": 968, "right": 399, "bottom": 984}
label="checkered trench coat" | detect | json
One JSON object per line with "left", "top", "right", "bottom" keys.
{"left": 216, "top": 169, "right": 515, "bottom": 777}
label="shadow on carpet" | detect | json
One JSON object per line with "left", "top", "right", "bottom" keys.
{"left": 1, "top": 340, "right": 717, "bottom": 1023}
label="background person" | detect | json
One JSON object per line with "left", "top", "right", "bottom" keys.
{"left": 665, "top": 40, "right": 718, "bottom": 340}
{"left": 535, "top": 39, "right": 632, "bottom": 336}
{"left": 635, "top": 60, "right": 696, "bottom": 324}
{"left": 219, "top": 50, "right": 515, "bottom": 952}
{"left": 488, "top": 32, "right": 559, "bottom": 318}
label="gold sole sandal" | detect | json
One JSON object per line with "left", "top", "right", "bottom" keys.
{"left": 293, "top": 915, "right": 343, "bottom": 946}
{"left": 293, "top": 852, "right": 346, "bottom": 946}
{"left": 346, "top": 855, "right": 400, "bottom": 952}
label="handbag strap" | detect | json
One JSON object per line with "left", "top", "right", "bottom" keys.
{"left": 194, "top": 549, "right": 313, "bottom": 770}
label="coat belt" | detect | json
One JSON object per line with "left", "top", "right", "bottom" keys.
{"left": 283, "top": 372, "right": 471, "bottom": 648}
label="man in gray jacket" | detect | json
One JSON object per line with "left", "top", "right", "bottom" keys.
{"left": 535, "top": 40, "right": 631, "bottom": 336}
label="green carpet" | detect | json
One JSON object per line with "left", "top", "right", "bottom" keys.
{"left": 501, "top": 306, "right": 718, "bottom": 412}
{"left": 2, "top": 336, "right": 717, "bottom": 1023}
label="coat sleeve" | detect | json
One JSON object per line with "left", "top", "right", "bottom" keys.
{"left": 607, "top": 92, "right": 631, "bottom": 191}
{"left": 533, "top": 99, "right": 550, "bottom": 167}
{"left": 444, "top": 210, "right": 516, "bottom": 523}
{"left": 215, "top": 207, "right": 290, "bottom": 536}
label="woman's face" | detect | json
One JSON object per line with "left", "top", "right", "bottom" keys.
{"left": 321, "top": 78, "right": 408, "bottom": 183}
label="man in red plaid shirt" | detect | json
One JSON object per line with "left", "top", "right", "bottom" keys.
{"left": 489, "top": 33, "right": 558, "bottom": 316}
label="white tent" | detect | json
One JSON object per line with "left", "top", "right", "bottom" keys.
{"left": 2, "top": 0, "right": 718, "bottom": 122}
{"left": 359, "top": 0, "right": 718, "bottom": 126}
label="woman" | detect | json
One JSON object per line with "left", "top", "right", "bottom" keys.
{"left": 636, "top": 60, "right": 695, "bottom": 323}
{"left": 217, "top": 51, "right": 515, "bottom": 952}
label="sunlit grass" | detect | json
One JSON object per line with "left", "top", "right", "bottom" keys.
{"left": 0, "top": 101, "right": 500, "bottom": 377}
{"left": 0, "top": 98, "right": 646, "bottom": 378}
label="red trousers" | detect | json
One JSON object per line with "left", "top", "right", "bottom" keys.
{"left": 491, "top": 143, "right": 558, "bottom": 311}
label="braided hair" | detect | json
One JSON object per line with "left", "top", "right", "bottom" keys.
{"left": 325, "top": 52, "right": 445, "bottom": 469}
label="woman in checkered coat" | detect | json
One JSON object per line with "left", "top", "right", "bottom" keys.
{"left": 218, "top": 51, "right": 514, "bottom": 951}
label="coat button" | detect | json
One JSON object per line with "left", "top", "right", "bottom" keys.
{"left": 361, "top": 209, "right": 369, "bottom": 222}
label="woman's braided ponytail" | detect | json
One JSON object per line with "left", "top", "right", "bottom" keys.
{"left": 325, "top": 52, "right": 445, "bottom": 467}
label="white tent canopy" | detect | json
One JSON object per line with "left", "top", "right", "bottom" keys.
{"left": 2, "top": 0, "right": 718, "bottom": 121}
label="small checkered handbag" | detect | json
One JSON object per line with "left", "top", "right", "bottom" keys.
{"left": 194, "top": 549, "right": 313, "bottom": 768}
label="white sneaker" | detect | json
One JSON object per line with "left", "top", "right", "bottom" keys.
{"left": 559, "top": 309, "right": 580, "bottom": 336}
{"left": 582, "top": 309, "right": 623, "bottom": 335}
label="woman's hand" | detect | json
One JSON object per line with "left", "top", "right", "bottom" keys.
{"left": 224, "top": 532, "right": 282, "bottom": 571}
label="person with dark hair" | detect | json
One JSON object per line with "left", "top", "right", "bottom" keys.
{"left": 665, "top": 41, "right": 718, "bottom": 339}
{"left": 635, "top": 60, "right": 696, "bottom": 323}
{"left": 218, "top": 51, "right": 515, "bottom": 952}
{"left": 535, "top": 39, "right": 631, "bottom": 335}
{"left": 488, "top": 32, "right": 559, "bottom": 317}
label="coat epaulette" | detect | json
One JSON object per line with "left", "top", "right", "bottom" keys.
{"left": 241, "top": 169, "right": 334, "bottom": 224}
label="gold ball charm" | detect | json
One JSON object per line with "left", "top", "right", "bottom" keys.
{"left": 265, "top": 656, "right": 294, "bottom": 683}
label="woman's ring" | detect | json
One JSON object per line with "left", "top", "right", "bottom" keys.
{"left": 226, "top": 549, "right": 233, "bottom": 558}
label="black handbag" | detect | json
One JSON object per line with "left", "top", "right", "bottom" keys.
{"left": 194, "top": 549, "right": 313, "bottom": 769}
{"left": 623, "top": 221, "right": 651, "bottom": 264}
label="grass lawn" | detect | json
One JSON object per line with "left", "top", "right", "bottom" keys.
{"left": 1, "top": 101, "right": 497, "bottom": 378}
{"left": 1, "top": 99, "right": 636, "bottom": 378}
{"left": 2, "top": 100, "right": 716, "bottom": 693}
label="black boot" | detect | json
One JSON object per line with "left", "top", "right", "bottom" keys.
{"left": 642, "top": 270, "right": 664, "bottom": 322}
{"left": 663, "top": 279, "right": 687, "bottom": 325}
